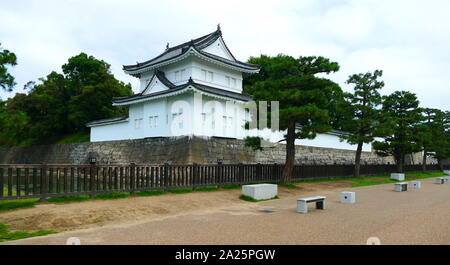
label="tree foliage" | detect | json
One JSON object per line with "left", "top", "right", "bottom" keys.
{"left": 0, "top": 53, "right": 132, "bottom": 146}
{"left": 338, "top": 70, "right": 386, "bottom": 177}
{"left": 244, "top": 54, "right": 342, "bottom": 183}
{"left": 0, "top": 43, "right": 17, "bottom": 91}
{"left": 373, "top": 91, "right": 423, "bottom": 172}
{"left": 422, "top": 109, "right": 450, "bottom": 170}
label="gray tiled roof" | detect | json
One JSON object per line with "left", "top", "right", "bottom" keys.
{"left": 112, "top": 78, "right": 252, "bottom": 105}
{"left": 86, "top": 115, "right": 128, "bottom": 127}
{"left": 123, "top": 28, "right": 259, "bottom": 73}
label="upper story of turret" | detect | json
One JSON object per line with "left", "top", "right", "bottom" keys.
{"left": 122, "top": 25, "right": 260, "bottom": 94}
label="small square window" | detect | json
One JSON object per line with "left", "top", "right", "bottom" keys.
{"left": 208, "top": 71, "right": 213, "bottom": 82}
{"left": 201, "top": 69, "right": 207, "bottom": 81}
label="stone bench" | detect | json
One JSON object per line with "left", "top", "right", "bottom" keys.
{"left": 435, "top": 177, "right": 447, "bottom": 184}
{"left": 394, "top": 182, "right": 408, "bottom": 192}
{"left": 297, "top": 196, "right": 326, "bottom": 213}
{"left": 242, "top": 184, "right": 277, "bottom": 200}
{"left": 390, "top": 173, "right": 405, "bottom": 181}
{"left": 409, "top": 181, "right": 421, "bottom": 189}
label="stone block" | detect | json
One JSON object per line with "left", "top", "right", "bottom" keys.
{"left": 242, "top": 184, "right": 277, "bottom": 200}
{"left": 390, "top": 173, "right": 405, "bottom": 181}
{"left": 409, "top": 181, "right": 421, "bottom": 189}
{"left": 340, "top": 191, "right": 356, "bottom": 203}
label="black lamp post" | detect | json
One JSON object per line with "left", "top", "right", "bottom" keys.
{"left": 88, "top": 156, "right": 97, "bottom": 165}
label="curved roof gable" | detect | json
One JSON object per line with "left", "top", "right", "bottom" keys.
{"left": 123, "top": 26, "right": 259, "bottom": 75}
{"left": 141, "top": 71, "right": 176, "bottom": 95}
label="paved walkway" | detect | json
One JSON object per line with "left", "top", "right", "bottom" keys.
{"left": 4, "top": 178, "right": 450, "bottom": 245}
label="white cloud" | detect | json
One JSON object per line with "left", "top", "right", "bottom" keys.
{"left": 0, "top": 0, "right": 449, "bottom": 110}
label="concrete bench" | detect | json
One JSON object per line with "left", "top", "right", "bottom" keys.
{"left": 409, "top": 181, "right": 421, "bottom": 189}
{"left": 390, "top": 173, "right": 405, "bottom": 181}
{"left": 435, "top": 177, "right": 446, "bottom": 184}
{"left": 242, "top": 184, "right": 277, "bottom": 200}
{"left": 297, "top": 196, "right": 326, "bottom": 213}
{"left": 394, "top": 182, "right": 408, "bottom": 192}
{"left": 444, "top": 177, "right": 450, "bottom": 183}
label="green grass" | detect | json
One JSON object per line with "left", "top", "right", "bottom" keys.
{"left": 0, "top": 222, "right": 55, "bottom": 242}
{"left": 195, "top": 186, "right": 219, "bottom": 192}
{"left": 280, "top": 183, "right": 299, "bottom": 189}
{"left": 239, "top": 194, "right": 279, "bottom": 202}
{"left": 0, "top": 198, "right": 39, "bottom": 212}
{"left": 169, "top": 188, "right": 193, "bottom": 194}
{"left": 94, "top": 192, "right": 129, "bottom": 200}
{"left": 56, "top": 132, "right": 90, "bottom": 144}
{"left": 291, "top": 170, "right": 446, "bottom": 188}
{"left": 135, "top": 190, "right": 166, "bottom": 197}
{"left": 47, "top": 195, "right": 90, "bottom": 203}
{"left": 221, "top": 184, "right": 241, "bottom": 190}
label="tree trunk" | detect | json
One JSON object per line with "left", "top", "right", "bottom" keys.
{"left": 281, "top": 122, "right": 296, "bottom": 184}
{"left": 354, "top": 142, "right": 363, "bottom": 178}
{"left": 396, "top": 154, "right": 404, "bottom": 173}
{"left": 422, "top": 149, "right": 427, "bottom": 172}
{"left": 438, "top": 158, "right": 444, "bottom": 171}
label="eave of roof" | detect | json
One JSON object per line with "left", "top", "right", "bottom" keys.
{"left": 86, "top": 115, "right": 129, "bottom": 127}
{"left": 112, "top": 79, "right": 252, "bottom": 106}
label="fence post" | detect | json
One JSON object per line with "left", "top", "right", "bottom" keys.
{"left": 272, "top": 163, "right": 277, "bottom": 182}
{"left": 89, "top": 162, "right": 96, "bottom": 198}
{"left": 164, "top": 163, "right": 169, "bottom": 191}
{"left": 238, "top": 163, "right": 244, "bottom": 184}
{"left": 130, "top": 163, "right": 136, "bottom": 195}
{"left": 257, "top": 163, "right": 262, "bottom": 182}
{"left": 40, "top": 164, "right": 47, "bottom": 202}
{"left": 0, "top": 167, "right": 3, "bottom": 198}
{"left": 217, "top": 161, "right": 223, "bottom": 188}
{"left": 192, "top": 163, "right": 197, "bottom": 190}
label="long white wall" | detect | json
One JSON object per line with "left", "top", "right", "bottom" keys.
{"left": 90, "top": 92, "right": 370, "bottom": 153}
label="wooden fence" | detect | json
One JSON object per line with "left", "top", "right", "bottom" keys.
{"left": 0, "top": 163, "right": 446, "bottom": 201}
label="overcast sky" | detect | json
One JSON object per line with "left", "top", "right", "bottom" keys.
{"left": 1, "top": 0, "right": 449, "bottom": 110}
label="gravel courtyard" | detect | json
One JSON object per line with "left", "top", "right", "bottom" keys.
{"left": 2, "top": 178, "right": 449, "bottom": 245}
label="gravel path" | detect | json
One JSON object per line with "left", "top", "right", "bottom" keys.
{"left": 3, "top": 178, "right": 449, "bottom": 245}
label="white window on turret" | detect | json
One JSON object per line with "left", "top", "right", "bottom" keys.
{"left": 225, "top": 76, "right": 236, "bottom": 88}
{"left": 134, "top": 118, "right": 143, "bottom": 129}
{"left": 231, "top": 78, "right": 236, "bottom": 88}
{"left": 201, "top": 113, "right": 206, "bottom": 126}
{"left": 172, "top": 108, "right": 183, "bottom": 129}
{"left": 208, "top": 71, "right": 214, "bottom": 82}
{"left": 174, "top": 71, "right": 180, "bottom": 82}
{"left": 201, "top": 69, "right": 207, "bottom": 81}
{"left": 180, "top": 69, "right": 186, "bottom": 80}
{"left": 149, "top": 116, "right": 158, "bottom": 127}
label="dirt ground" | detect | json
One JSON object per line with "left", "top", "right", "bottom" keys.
{"left": 2, "top": 179, "right": 449, "bottom": 245}
{"left": 0, "top": 181, "right": 352, "bottom": 231}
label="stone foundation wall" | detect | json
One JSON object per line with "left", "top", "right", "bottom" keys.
{"left": 0, "top": 135, "right": 430, "bottom": 165}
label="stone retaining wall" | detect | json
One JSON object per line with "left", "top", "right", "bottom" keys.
{"left": 0, "top": 135, "right": 429, "bottom": 165}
